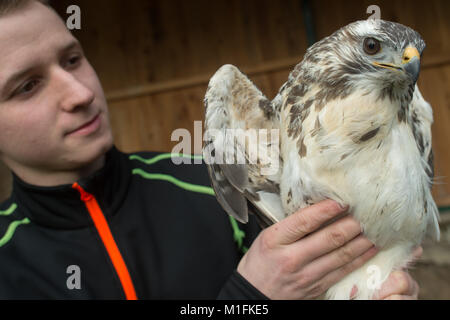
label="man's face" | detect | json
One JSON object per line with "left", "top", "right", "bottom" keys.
{"left": 0, "top": 1, "right": 113, "bottom": 179}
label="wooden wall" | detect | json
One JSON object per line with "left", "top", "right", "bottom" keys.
{"left": 0, "top": 0, "right": 449, "bottom": 208}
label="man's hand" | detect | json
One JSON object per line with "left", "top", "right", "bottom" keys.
{"left": 373, "top": 246, "right": 422, "bottom": 300}
{"left": 237, "top": 199, "right": 378, "bottom": 299}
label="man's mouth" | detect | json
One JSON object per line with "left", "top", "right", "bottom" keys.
{"left": 66, "top": 112, "right": 101, "bottom": 136}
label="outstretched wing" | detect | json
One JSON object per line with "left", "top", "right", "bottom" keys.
{"left": 410, "top": 84, "right": 440, "bottom": 241}
{"left": 203, "top": 64, "right": 284, "bottom": 227}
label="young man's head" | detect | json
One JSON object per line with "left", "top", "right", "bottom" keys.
{"left": 0, "top": 0, "right": 114, "bottom": 186}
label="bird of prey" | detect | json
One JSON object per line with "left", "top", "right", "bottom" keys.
{"left": 203, "top": 19, "right": 440, "bottom": 300}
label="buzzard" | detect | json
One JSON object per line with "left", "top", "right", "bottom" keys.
{"left": 203, "top": 19, "right": 440, "bottom": 299}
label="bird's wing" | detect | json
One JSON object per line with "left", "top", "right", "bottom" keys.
{"left": 203, "top": 64, "right": 284, "bottom": 227}
{"left": 410, "top": 84, "right": 440, "bottom": 241}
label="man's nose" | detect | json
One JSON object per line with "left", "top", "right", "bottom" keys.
{"left": 54, "top": 68, "right": 95, "bottom": 112}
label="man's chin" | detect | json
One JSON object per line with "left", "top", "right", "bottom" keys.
{"left": 66, "top": 134, "right": 114, "bottom": 173}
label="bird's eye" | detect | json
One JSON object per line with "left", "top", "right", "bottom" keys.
{"left": 363, "top": 37, "right": 381, "bottom": 55}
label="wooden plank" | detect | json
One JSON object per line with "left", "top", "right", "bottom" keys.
{"left": 418, "top": 65, "right": 450, "bottom": 207}
{"left": 53, "top": 0, "right": 309, "bottom": 93}
{"left": 105, "top": 54, "right": 450, "bottom": 102}
{"left": 51, "top": 0, "right": 450, "bottom": 101}
{"left": 105, "top": 56, "right": 301, "bottom": 102}
{"left": 108, "top": 68, "right": 291, "bottom": 153}
{"left": 422, "top": 54, "right": 450, "bottom": 69}
{"left": 108, "top": 85, "right": 207, "bottom": 153}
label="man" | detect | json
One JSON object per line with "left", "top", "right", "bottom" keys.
{"left": 0, "top": 0, "right": 420, "bottom": 299}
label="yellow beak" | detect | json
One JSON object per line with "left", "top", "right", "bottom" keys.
{"left": 372, "top": 46, "right": 421, "bottom": 83}
{"left": 402, "top": 47, "right": 420, "bottom": 64}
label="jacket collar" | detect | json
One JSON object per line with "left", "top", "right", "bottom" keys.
{"left": 11, "top": 146, "right": 131, "bottom": 229}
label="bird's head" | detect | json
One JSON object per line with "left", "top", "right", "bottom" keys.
{"left": 344, "top": 19, "right": 425, "bottom": 85}
{"left": 299, "top": 19, "right": 425, "bottom": 104}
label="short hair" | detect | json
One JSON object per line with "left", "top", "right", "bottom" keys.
{"left": 0, "top": 0, "right": 50, "bottom": 17}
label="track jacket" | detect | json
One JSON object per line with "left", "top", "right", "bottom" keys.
{"left": 0, "top": 146, "right": 266, "bottom": 299}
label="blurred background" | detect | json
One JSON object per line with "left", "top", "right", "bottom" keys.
{"left": 0, "top": 0, "right": 449, "bottom": 298}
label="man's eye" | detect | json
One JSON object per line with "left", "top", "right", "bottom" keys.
{"left": 14, "top": 79, "right": 40, "bottom": 97}
{"left": 66, "top": 55, "right": 82, "bottom": 68}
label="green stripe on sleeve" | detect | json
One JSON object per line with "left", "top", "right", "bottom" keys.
{"left": 132, "top": 167, "right": 248, "bottom": 253}
{"left": 228, "top": 215, "right": 248, "bottom": 254}
{"left": 0, "top": 203, "right": 18, "bottom": 216}
{"left": 0, "top": 217, "right": 30, "bottom": 248}
{"left": 130, "top": 153, "right": 203, "bottom": 165}
{"left": 132, "top": 169, "right": 215, "bottom": 195}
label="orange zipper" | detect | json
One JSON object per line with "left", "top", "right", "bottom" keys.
{"left": 72, "top": 182, "right": 137, "bottom": 300}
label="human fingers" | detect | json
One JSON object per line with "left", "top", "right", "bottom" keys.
{"left": 299, "top": 235, "right": 375, "bottom": 282}
{"left": 292, "top": 215, "right": 364, "bottom": 264}
{"left": 383, "top": 294, "right": 416, "bottom": 300}
{"left": 376, "top": 270, "right": 419, "bottom": 300}
{"left": 303, "top": 246, "right": 379, "bottom": 298}
{"left": 265, "top": 199, "right": 348, "bottom": 246}
{"left": 374, "top": 247, "right": 422, "bottom": 300}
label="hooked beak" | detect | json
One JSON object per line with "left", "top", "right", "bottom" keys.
{"left": 373, "top": 46, "right": 421, "bottom": 83}
{"left": 402, "top": 47, "right": 420, "bottom": 83}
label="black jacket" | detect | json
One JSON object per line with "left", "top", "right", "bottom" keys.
{"left": 0, "top": 146, "right": 266, "bottom": 299}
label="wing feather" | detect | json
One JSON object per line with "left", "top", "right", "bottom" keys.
{"left": 410, "top": 85, "right": 440, "bottom": 241}
{"left": 203, "top": 64, "right": 283, "bottom": 227}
